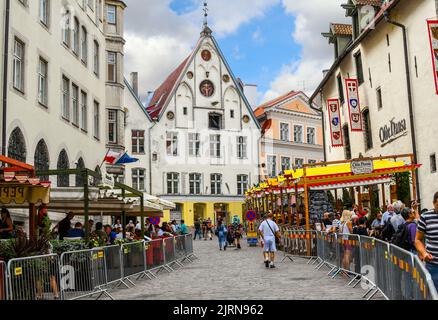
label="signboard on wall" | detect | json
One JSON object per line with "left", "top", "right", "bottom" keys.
{"left": 327, "top": 98, "right": 343, "bottom": 147}
{"left": 345, "top": 79, "right": 363, "bottom": 131}
{"left": 427, "top": 20, "right": 438, "bottom": 95}
{"left": 351, "top": 160, "right": 373, "bottom": 175}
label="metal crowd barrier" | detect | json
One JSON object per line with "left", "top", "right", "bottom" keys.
{"left": 7, "top": 254, "right": 60, "bottom": 300}
{"left": 0, "top": 260, "right": 7, "bottom": 300}
{"left": 300, "top": 231, "right": 438, "bottom": 300}
{"left": 282, "top": 230, "right": 318, "bottom": 263}
{"left": 2, "top": 234, "right": 195, "bottom": 300}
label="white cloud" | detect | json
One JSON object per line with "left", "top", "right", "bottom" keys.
{"left": 252, "top": 26, "right": 265, "bottom": 44}
{"left": 263, "top": 0, "right": 348, "bottom": 102}
{"left": 124, "top": 0, "right": 279, "bottom": 102}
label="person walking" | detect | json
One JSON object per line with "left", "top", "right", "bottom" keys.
{"left": 216, "top": 220, "right": 227, "bottom": 251}
{"left": 416, "top": 192, "right": 438, "bottom": 289}
{"left": 258, "top": 213, "right": 280, "bottom": 269}
{"left": 194, "top": 219, "right": 202, "bottom": 240}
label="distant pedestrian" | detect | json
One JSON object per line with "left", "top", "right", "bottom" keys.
{"left": 216, "top": 220, "right": 227, "bottom": 251}
{"left": 258, "top": 213, "right": 280, "bottom": 269}
{"left": 56, "top": 212, "right": 74, "bottom": 240}
{"left": 194, "top": 219, "right": 202, "bottom": 240}
{"left": 180, "top": 220, "right": 188, "bottom": 235}
{"left": 416, "top": 192, "right": 438, "bottom": 289}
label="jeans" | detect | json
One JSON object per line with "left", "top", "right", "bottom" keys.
{"left": 194, "top": 229, "right": 202, "bottom": 240}
{"left": 426, "top": 263, "right": 438, "bottom": 291}
{"left": 218, "top": 232, "right": 226, "bottom": 249}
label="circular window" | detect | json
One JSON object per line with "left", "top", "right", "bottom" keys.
{"left": 201, "top": 50, "right": 212, "bottom": 61}
{"left": 242, "top": 115, "right": 250, "bottom": 123}
{"left": 223, "top": 75, "right": 230, "bottom": 83}
{"left": 200, "top": 80, "right": 215, "bottom": 97}
{"left": 167, "top": 111, "right": 175, "bottom": 120}
{"left": 187, "top": 71, "right": 194, "bottom": 79}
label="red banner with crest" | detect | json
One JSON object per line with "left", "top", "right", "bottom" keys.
{"left": 345, "top": 79, "right": 363, "bottom": 131}
{"left": 327, "top": 98, "right": 343, "bottom": 147}
{"left": 427, "top": 20, "right": 438, "bottom": 95}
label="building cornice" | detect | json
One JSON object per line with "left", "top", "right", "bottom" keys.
{"left": 157, "top": 195, "right": 245, "bottom": 203}
{"left": 261, "top": 138, "right": 324, "bottom": 151}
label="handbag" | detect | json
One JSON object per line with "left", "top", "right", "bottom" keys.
{"left": 266, "top": 220, "right": 280, "bottom": 246}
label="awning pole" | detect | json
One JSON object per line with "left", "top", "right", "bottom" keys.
{"left": 411, "top": 155, "right": 418, "bottom": 205}
{"left": 287, "top": 190, "right": 292, "bottom": 226}
{"left": 84, "top": 169, "right": 90, "bottom": 241}
{"left": 140, "top": 195, "right": 145, "bottom": 238}
{"left": 381, "top": 183, "right": 387, "bottom": 211}
{"left": 122, "top": 188, "right": 126, "bottom": 239}
{"left": 295, "top": 183, "right": 299, "bottom": 228}
{"left": 29, "top": 203, "right": 36, "bottom": 240}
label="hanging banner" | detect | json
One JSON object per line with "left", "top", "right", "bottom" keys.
{"left": 427, "top": 20, "right": 438, "bottom": 95}
{"left": 345, "top": 79, "right": 363, "bottom": 131}
{"left": 327, "top": 98, "right": 343, "bottom": 147}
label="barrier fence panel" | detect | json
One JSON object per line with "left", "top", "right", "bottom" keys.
{"left": 174, "top": 236, "right": 186, "bottom": 261}
{"left": 145, "top": 239, "right": 164, "bottom": 270}
{"left": 91, "top": 248, "right": 108, "bottom": 290}
{"left": 103, "top": 245, "right": 123, "bottom": 285}
{"left": 388, "top": 245, "right": 414, "bottom": 300}
{"left": 316, "top": 231, "right": 324, "bottom": 261}
{"left": 7, "top": 254, "right": 60, "bottom": 300}
{"left": 413, "top": 255, "right": 438, "bottom": 300}
{"left": 322, "top": 232, "right": 338, "bottom": 267}
{"left": 184, "top": 234, "right": 194, "bottom": 258}
{"left": 163, "top": 237, "right": 176, "bottom": 265}
{"left": 359, "top": 236, "right": 377, "bottom": 285}
{"left": 121, "top": 242, "right": 145, "bottom": 279}
{"left": 60, "top": 249, "right": 96, "bottom": 300}
{"left": 0, "top": 261, "right": 7, "bottom": 300}
{"left": 374, "top": 239, "right": 391, "bottom": 298}
{"left": 337, "top": 234, "right": 361, "bottom": 275}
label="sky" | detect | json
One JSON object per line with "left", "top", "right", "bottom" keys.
{"left": 123, "top": 0, "right": 348, "bottom": 105}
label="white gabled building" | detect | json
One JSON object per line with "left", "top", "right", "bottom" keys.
{"left": 138, "top": 24, "right": 261, "bottom": 226}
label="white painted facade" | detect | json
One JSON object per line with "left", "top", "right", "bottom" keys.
{"left": 314, "top": 0, "right": 438, "bottom": 207}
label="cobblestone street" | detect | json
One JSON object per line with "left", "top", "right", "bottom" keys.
{"left": 112, "top": 237, "right": 375, "bottom": 300}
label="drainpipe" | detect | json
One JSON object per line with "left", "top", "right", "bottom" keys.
{"left": 2, "top": 0, "right": 10, "bottom": 156}
{"left": 148, "top": 121, "right": 158, "bottom": 194}
{"left": 384, "top": 11, "right": 421, "bottom": 202}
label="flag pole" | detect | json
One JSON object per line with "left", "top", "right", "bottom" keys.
{"left": 99, "top": 148, "right": 111, "bottom": 170}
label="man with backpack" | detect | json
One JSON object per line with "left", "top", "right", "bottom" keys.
{"left": 391, "top": 208, "right": 417, "bottom": 252}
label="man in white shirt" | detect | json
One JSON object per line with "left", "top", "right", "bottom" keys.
{"left": 258, "top": 213, "right": 281, "bottom": 269}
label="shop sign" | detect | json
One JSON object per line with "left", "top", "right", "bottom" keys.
{"left": 351, "top": 160, "right": 373, "bottom": 175}
{"left": 0, "top": 186, "right": 26, "bottom": 204}
{"left": 379, "top": 118, "right": 408, "bottom": 147}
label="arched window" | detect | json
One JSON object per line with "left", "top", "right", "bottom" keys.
{"left": 363, "top": 109, "right": 373, "bottom": 150}
{"left": 93, "top": 165, "right": 102, "bottom": 186}
{"left": 57, "top": 149, "right": 70, "bottom": 187}
{"left": 8, "top": 127, "right": 26, "bottom": 163}
{"left": 75, "top": 157, "right": 85, "bottom": 187}
{"left": 343, "top": 124, "right": 352, "bottom": 160}
{"left": 34, "top": 139, "right": 49, "bottom": 181}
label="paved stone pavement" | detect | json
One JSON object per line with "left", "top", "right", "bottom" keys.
{"left": 111, "top": 238, "right": 380, "bottom": 300}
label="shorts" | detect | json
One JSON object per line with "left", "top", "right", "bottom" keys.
{"left": 263, "top": 237, "right": 277, "bottom": 252}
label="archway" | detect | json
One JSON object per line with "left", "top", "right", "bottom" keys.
{"left": 194, "top": 203, "right": 207, "bottom": 222}
{"left": 34, "top": 139, "right": 49, "bottom": 181}
{"left": 214, "top": 203, "right": 229, "bottom": 223}
{"left": 75, "top": 157, "right": 85, "bottom": 187}
{"left": 57, "top": 149, "right": 70, "bottom": 187}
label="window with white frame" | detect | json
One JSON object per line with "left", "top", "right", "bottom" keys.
{"left": 73, "top": 18, "right": 79, "bottom": 55}
{"left": 166, "top": 132, "right": 178, "bottom": 156}
{"left": 210, "top": 134, "right": 221, "bottom": 158}
{"left": 72, "top": 84, "right": 79, "bottom": 126}
{"left": 93, "top": 41, "right": 99, "bottom": 76}
{"left": 188, "top": 133, "right": 200, "bottom": 157}
{"left": 39, "top": 0, "right": 50, "bottom": 26}
{"left": 93, "top": 100, "right": 99, "bottom": 139}
{"left": 38, "top": 58, "right": 48, "bottom": 106}
{"left": 132, "top": 130, "right": 145, "bottom": 154}
{"left": 81, "top": 26, "right": 88, "bottom": 65}
{"left": 107, "top": 51, "right": 116, "bottom": 82}
{"left": 108, "top": 109, "right": 118, "bottom": 143}
{"left": 295, "top": 158, "right": 304, "bottom": 168}
{"left": 61, "top": 76, "right": 70, "bottom": 120}
{"left": 132, "top": 168, "right": 145, "bottom": 191}
{"left": 237, "top": 174, "right": 248, "bottom": 195}
{"left": 281, "top": 157, "right": 291, "bottom": 173}
{"left": 211, "top": 174, "right": 222, "bottom": 195}
{"left": 307, "top": 127, "right": 315, "bottom": 144}
{"left": 107, "top": 4, "right": 116, "bottom": 24}
{"left": 294, "top": 125, "right": 303, "bottom": 143}
{"left": 189, "top": 173, "right": 202, "bottom": 195}
{"left": 280, "top": 123, "right": 290, "bottom": 141}
{"left": 62, "top": 11, "right": 70, "bottom": 47}
{"left": 167, "top": 173, "right": 179, "bottom": 194}
{"left": 237, "top": 136, "right": 247, "bottom": 159}
{"left": 267, "top": 155, "right": 276, "bottom": 177}
{"left": 308, "top": 159, "right": 317, "bottom": 164}
{"left": 13, "top": 38, "right": 24, "bottom": 92}
{"left": 80, "top": 91, "right": 87, "bottom": 131}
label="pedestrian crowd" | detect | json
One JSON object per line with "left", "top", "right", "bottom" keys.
{"left": 316, "top": 192, "right": 438, "bottom": 289}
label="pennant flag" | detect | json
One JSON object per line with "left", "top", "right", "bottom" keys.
{"left": 345, "top": 79, "right": 363, "bottom": 132}
{"left": 104, "top": 150, "right": 139, "bottom": 165}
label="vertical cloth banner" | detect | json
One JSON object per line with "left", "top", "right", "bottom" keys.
{"left": 427, "top": 20, "right": 438, "bottom": 95}
{"left": 345, "top": 79, "right": 363, "bottom": 131}
{"left": 327, "top": 98, "right": 343, "bottom": 147}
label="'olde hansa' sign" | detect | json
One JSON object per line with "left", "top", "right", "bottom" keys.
{"left": 379, "top": 118, "right": 408, "bottom": 147}
{"left": 427, "top": 20, "right": 438, "bottom": 95}
{"left": 327, "top": 98, "right": 343, "bottom": 147}
{"left": 345, "top": 79, "right": 363, "bottom": 132}
{"left": 351, "top": 160, "right": 373, "bottom": 175}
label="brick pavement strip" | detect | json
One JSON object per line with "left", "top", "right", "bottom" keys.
{"left": 111, "top": 238, "right": 377, "bottom": 300}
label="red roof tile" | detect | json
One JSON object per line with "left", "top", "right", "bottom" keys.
{"left": 146, "top": 56, "right": 191, "bottom": 119}
{"left": 254, "top": 91, "right": 300, "bottom": 118}
{"left": 355, "top": 0, "right": 382, "bottom": 6}
{"left": 331, "top": 23, "right": 353, "bottom": 36}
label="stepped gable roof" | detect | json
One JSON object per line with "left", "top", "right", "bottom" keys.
{"left": 146, "top": 56, "right": 191, "bottom": 119}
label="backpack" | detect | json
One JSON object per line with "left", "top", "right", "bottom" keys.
{"left": 391, "top": 222, "right": 413, "bottom": 251}
{"left": 381, "top": 218, "right": 395, "bottom": 242}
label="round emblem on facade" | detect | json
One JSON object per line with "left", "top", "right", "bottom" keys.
{"left": 223, "top": 74, "right": 230, "bottom": 83}
{"left": 201, "top": 50, "right": 212, "bottom": 61}
{"left": 187, "top": 71, "right": 194, "bottom": 79}
{"left": 242, "top": 115, "right": 250, "bottom": 123}
{"left": 167, "top": 111, "right": 175, "bottom": 120}
{"left": 200, "top": 80, "right": 215, "bottom": 97}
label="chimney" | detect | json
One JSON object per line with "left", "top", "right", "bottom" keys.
{"left": 130, "top": 72, "right": 138, "bottom": 97}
